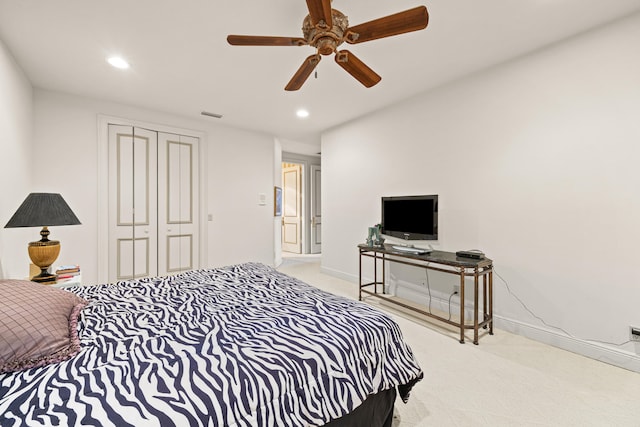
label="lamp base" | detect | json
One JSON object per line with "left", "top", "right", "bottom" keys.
{"left": 31, "top": 271, "right": 58, "bottom": 283}
{"left": 28, "top": 229, "right": 61, "bottom": 284}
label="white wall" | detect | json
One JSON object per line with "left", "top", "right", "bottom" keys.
{"left": 0, "top": 38, "right": 33, "bottom": 279}
{"left": 204, "top": 123, "right": 275, "bottom": 268}
{"left": 30, "top": 89, "right": 276, "bottom": 284}
{"left": 322, "top": 13, "right": 640, "bottom": 369}
{"left": 274, "top": 138, "right": 283, "bottom": 267}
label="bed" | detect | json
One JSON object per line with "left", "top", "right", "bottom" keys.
{"left": 1, "top": 262, "right": 423, "bottom": 426}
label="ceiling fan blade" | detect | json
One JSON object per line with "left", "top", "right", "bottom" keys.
{"left": 345, "top": 6, "right": 429, "bottom": 44}
{"left": 285, "top": 54, "right": 322, "bottom": 91}
{"left": 227, "top": 35, "right": 307, "bottom": 46}
{"left": 334, "top": 50, "right": 381, "bottom": 88}
{"left": 305, "top": 0, "right": 333, "bottom": 29}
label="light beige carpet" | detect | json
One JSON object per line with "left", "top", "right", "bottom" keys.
{"left": 278, "top": 257, "right": 640, "bottom": 427}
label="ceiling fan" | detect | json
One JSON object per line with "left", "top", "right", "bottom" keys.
{"left": 227, "top": 0, "right": 429, "bottom": 91}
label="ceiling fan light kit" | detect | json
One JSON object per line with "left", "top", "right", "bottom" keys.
{"left": 227, "top": 0, "right": 429, "bottom": 91}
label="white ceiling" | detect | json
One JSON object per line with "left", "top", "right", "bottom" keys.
{"left": 1, "top": 0, "right": 639, "bottom": 147}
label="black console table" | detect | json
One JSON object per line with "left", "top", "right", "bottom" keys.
{"left": 358, "top": 244, "right": 493, "bottom": 344}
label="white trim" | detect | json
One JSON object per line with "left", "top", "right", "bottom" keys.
{"left": 319, "top": 265, "right": 358, "bottom": 283}
{"left": 494, "top": 316, "right": 640, "bottom": 373}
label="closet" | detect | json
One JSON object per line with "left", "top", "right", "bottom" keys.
{"left": 107, "top": 125, "right": 199, "bottom": 282}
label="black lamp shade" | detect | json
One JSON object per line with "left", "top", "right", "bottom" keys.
{"left": 4, "top": 193, "right": 81, "bottom": 228}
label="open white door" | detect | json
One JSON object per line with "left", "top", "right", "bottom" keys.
{"left": 310, "top": 164, "right": 321, "bottom": 254}
{"left": 282, "top": 164, "right": 302, "bottom": 254}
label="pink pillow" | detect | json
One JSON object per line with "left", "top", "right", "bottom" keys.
{"left": 0, "top": 279, "right": 87, "bottom": 374}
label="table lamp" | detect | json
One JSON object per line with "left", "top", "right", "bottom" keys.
{"left": 4, "top": 193, "right": 81, "bottom": 283}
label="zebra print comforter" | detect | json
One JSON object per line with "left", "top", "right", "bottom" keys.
{"left": 0, "top": 262, "right": 422, "bottom": 426}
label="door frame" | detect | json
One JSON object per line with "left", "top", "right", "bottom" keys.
{"left": 97, "top": 115, "right": 207, "bottom": 284}
{"left": 281, "top": 163, "right": 302, "bottom": 254}
{"left": 281, "top": 152, "right": 321, "bottom": 255}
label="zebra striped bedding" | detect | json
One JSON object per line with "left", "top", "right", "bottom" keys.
{"left": 0, "top": 262, "right": 422, "bottom": 426}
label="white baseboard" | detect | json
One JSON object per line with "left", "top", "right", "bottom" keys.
{"left": 320, "top": 266, "right": 640, "bottom": 374}
{"left": 494, "top": 316, "right": 640, "bottom": 373}
{"left": 320, "top": 265, "right": 359, "bottom": 283}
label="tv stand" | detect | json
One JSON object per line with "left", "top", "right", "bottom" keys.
{"left": 358, "top": 244, "right": 493, "bottom": 344}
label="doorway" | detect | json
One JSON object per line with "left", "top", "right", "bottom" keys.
{"left": 282, "top": 162, "right": 302, "bottom": 254}
{"left": 280, "top": 154, "right": 321, "bottom": 256}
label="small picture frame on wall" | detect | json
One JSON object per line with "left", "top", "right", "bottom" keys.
{"left": 274, "top": 186, "right": 282, "bottom": 217}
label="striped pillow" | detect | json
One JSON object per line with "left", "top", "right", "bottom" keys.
{"left": 0, "top": 279, "right": 87, "bottom": 374}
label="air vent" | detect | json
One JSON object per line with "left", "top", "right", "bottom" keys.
{"left": 201, "top": 111, "right": 223, "bottom": 119}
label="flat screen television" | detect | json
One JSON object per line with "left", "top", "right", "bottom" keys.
{"left": 381, "top": 195, "right": 438, "bottom": 241}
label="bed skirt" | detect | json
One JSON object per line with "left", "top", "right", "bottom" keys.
{"left": 324, "top": 388, "right": 397, "bottom": 427}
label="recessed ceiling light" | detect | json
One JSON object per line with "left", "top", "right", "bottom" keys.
{"left": 296, "top": 109, "right": 310, "bottom": 118}
{"left": 107, "top": 56, "right": 130, "bottom": 69}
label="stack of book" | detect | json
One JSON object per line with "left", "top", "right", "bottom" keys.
{"left": 55, "top": 265, "right": 81, "bottom": 281}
